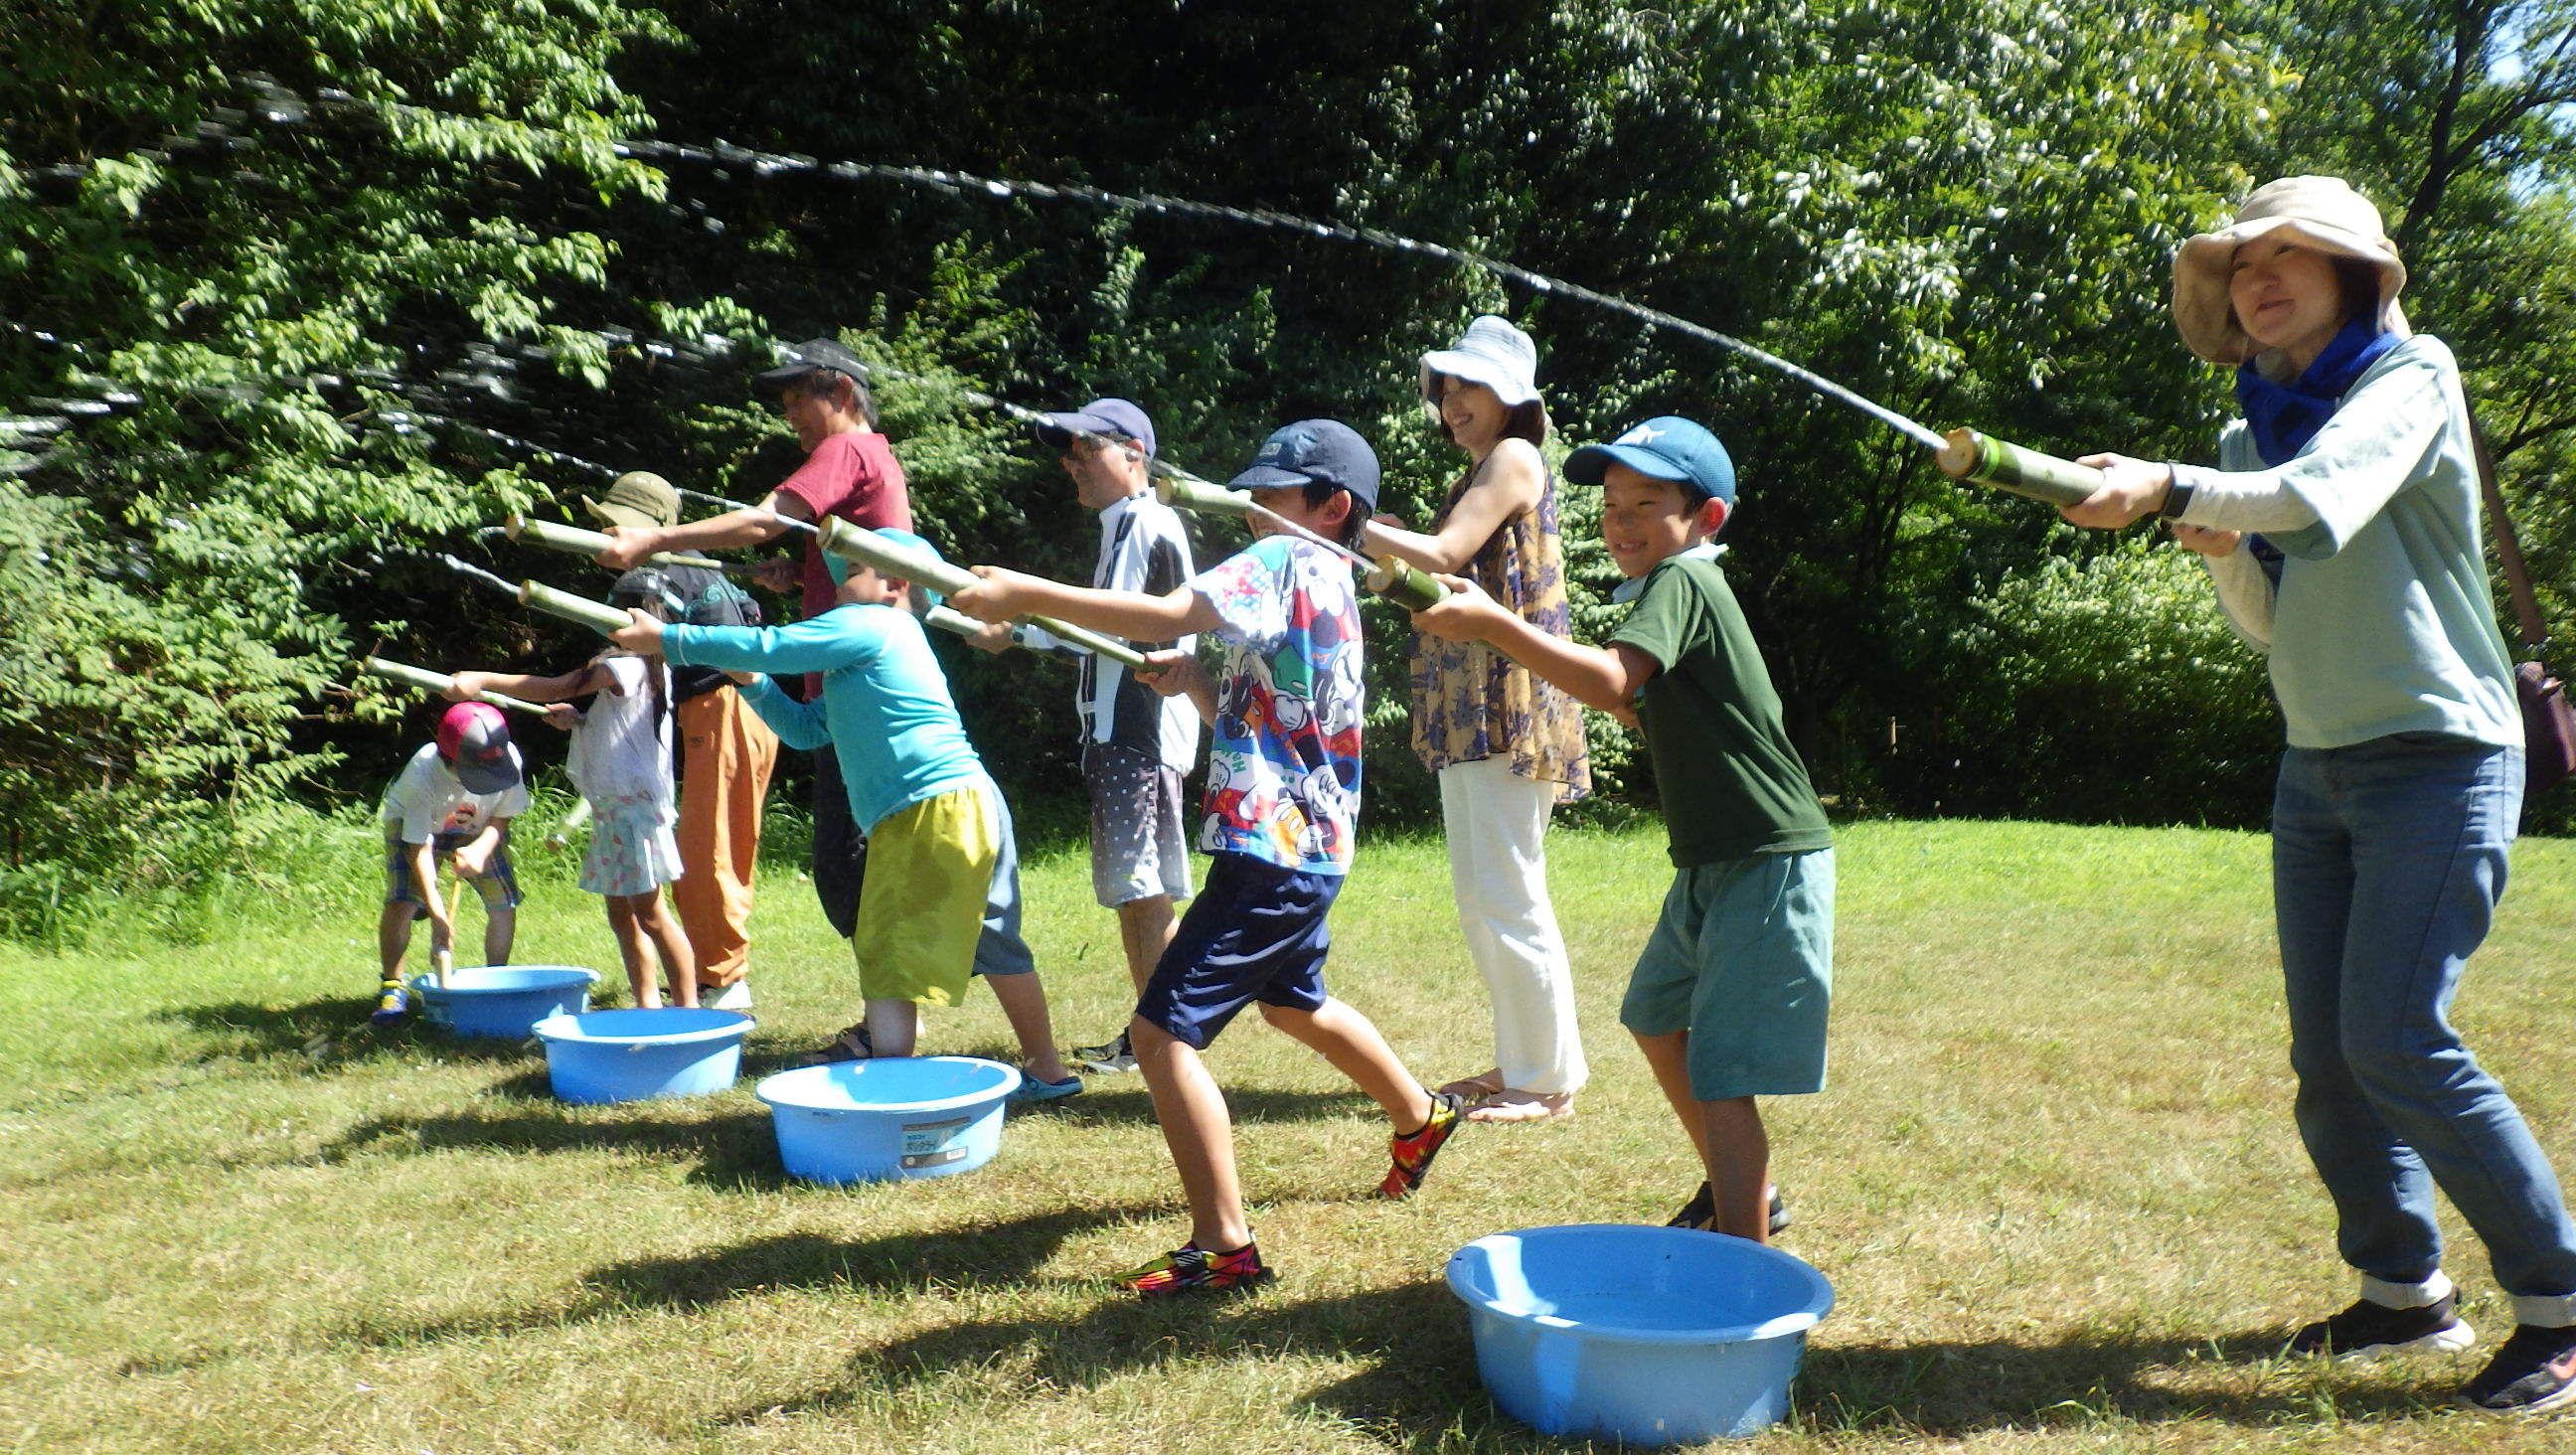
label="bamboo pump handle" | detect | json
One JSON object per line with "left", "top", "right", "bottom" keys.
{"left": 517, "top": 580, "right": 636, "bottom": 635}
{"left": 923, "top": 603, "right": 1036, "bottom": 651}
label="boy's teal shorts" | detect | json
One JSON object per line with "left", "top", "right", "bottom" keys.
{"left": 1620, "top": 848, "right": 1834, "bottom": 1101}
{"left": 383, "top": 831, "right": 523, "bottom": 914}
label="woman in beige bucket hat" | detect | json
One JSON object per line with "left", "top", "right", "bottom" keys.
{"left": 2060, "top": 177, "right": 2576, "bottom": 1415}
{"left": 1365, "top": 315, "right": 1593, "bottom": 1125}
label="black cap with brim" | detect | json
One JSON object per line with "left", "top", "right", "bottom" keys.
{"left": 452, "top": 746, "right": 521, "bottom": 796}
{"left": 755, "top": 338, "right": 868, "bottom": 389}
{"left": 1226, "top": 419, "right": 1381, "bottom": 512}
{"left": 1033, "top": 399, "right": 1157, "bottom": 457}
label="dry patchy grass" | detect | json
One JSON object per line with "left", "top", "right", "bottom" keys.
{"left": 3, "top": 818, "right": 2575, "bottom": 1453}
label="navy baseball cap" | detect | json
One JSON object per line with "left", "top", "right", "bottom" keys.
{"left": 1228, "top": 418, "right": 1381, "bottom": 512}
{"left": 1562, "top": 415, "right": 1736, "bottom": 506}
{"left": 1033, "top": 398, "right": 1156, "bottom": 457}
{"left": 754, "top": 338, "right": 870, "bottom": 389}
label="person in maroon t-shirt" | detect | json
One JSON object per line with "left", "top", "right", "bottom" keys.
{"left": 596, "top": 338, "right": 913, "bottom": 938}
{"left": 597, "top": 338, "right": 911, "bottom": 606}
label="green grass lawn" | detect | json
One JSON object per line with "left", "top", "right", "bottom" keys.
{"left": 6, "top": 817, "right": 2576, "bottom": 1453}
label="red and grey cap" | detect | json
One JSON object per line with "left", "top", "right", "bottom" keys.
{"left": 434, "top": 702, "right": 522, "bottom": 795}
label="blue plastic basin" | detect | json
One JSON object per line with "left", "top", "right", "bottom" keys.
{"left": 533, "top": 1008, "right": 753, "bottom": 1104}
{"left": 753, "top": 1056, "right": 1018, "bottom": 1185}
{"left": 1446, "top": 1224, "right": 1835, "bottom": 1444}
{"left": 409, "top": 965, "right": 597, "bottom": 1039}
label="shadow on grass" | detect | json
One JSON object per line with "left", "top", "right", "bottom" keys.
{"left": 318, "top": 1102, "right": 788, "bottom": 1187}
{"left": 160, "top": 996, "right": 551, "bottom": 1069}
{"left": 724, "top": 1306, "right": 2473, "bottom": 1446}
{"left": 1795, "top": 1332, "right": 2461, "bottom": 1436}
{"left": 710, "top": 1276, "right": 1493, "bottom": 1436}
{"left": 120, "top": 1202, "right": 1173, "bottom": 1376}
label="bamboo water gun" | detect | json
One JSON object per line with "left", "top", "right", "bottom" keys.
{"left": 1931, "top": 430, "right": 2103, "bottom": 507}
{"left": 361, "top": 657, "right": 551, "bottom": 717}
{"left": 1152, "top": 474, "right": 1451, "bottom": 610}
{"left": 811, "top": 518, "right": 1150, "bottom": 669}
{"left": 500, "top": 514, "right": 732, "bottom": 570}
{"left": 433, "top": 553, "right": 636, "bottom": 635}
{"left": 658, "top": 484, "right": 1136, "bottom": 666}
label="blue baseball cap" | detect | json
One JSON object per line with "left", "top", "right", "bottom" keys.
{"left": 1033, "top": 398, "right": 1156, "bottom": 458}
{"left": 823, "top": 527, "right": 947, "bottom": 606}
{"left": 1562, "top": 416, "right": 1736, "bottom": 506}
{"left": 1228, "top": 418, "right": 1381, "bottom": 512}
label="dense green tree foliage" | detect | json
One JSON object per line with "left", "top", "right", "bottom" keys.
{"left": 6, "top": 0, "right": 2573, "bottom": 936}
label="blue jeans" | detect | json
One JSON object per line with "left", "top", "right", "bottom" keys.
{"left": 2275, "top": 734, "right": 2576, "bottom": 1299}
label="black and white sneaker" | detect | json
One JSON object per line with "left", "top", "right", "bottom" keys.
{"left": 2457, "top": 1323, "right": 2576, "bottom": 1413}
{"left": 2288, "top": 1293, "right": 2476, "bottom": 1360}
{"left": 1073, "top": 1031, "right": 1137, "bottom": 1074}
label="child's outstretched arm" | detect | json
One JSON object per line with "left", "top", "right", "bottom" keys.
{"left": 446, "top": 665, "right": 609, "bottom": 706}
{"left": 1409, "top": 575, "right": 1657, "bottom": 712}
{"left": 620, "top": 610, "right": 877, "bottom": 680}
{"left": 949, "top": 568, "right": 1220, "bottom": 644}
{"left": 1363, "top": 437, "right": 1545, "bottom": 573}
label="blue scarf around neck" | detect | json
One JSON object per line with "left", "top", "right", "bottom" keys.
{"left": 2234, "top": 319, "right": 2402, "bottom": 467}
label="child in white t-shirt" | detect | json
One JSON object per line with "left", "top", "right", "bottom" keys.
{"left": 375, "top": 702, "right": 530, "bottom": 1024}
{"left": 450, "top": 570, "right": 698, "bottom": 1010}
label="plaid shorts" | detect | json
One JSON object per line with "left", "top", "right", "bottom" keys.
{"left": 382, "top": 830, "right": 522, "bottom": 914}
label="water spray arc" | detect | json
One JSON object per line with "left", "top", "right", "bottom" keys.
{"left": 11, "top": 83, "right": 2105, "bottom": 509}
{"left": 619, "top": 142, "right": 2103, "bottom": 506}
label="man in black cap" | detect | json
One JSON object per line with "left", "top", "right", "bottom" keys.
{"left": 596, "top": 337, "right": 912, "bottom": 939}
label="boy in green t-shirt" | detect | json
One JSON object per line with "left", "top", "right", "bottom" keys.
{"left": 1410, "top": 414, "right": 1833, "bottom": 1244}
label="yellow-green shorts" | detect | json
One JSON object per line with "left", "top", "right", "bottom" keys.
{"left": 852, "top": 783, "right": 999, "bottom": 1006}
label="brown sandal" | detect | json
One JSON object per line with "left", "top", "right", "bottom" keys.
{"left": 792, "top": 1024, "right": 874, "bottom": 1067}
{"left": 1434, "top": 1068, "right": 1506, "bottom": 1101}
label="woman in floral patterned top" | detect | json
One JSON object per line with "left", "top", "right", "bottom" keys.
{"left": 1367, "top": 315, "right": 1592, "bottom": 1122}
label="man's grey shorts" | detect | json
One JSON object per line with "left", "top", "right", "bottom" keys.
{"left": 1083, "top": 741, "right": 1193, "bottom": 908}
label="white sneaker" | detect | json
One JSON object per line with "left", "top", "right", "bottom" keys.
{"left": 706, "top": 979, "right": 753, "bottom": 1011}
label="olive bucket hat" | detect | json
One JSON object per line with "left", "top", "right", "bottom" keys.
{"left": 2172, "top": 176, "right": 2411, "bottom": 365}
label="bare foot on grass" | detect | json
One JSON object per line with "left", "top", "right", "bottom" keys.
{"left": 1466, "top": 1088, "right": 1574, "bottom": 1123}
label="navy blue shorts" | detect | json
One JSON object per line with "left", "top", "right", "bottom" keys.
{"left": 1133, "top": 852, "right": 1340, "bottom": 1050}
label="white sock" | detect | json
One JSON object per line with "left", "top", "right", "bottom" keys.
{"left": 2359, "top": 1269, "right": 2453, "bottom": 1310}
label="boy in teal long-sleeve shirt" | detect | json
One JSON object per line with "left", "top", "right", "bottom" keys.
{"left": 608, "top": 532, "right": 1076, "bottom": 1095}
